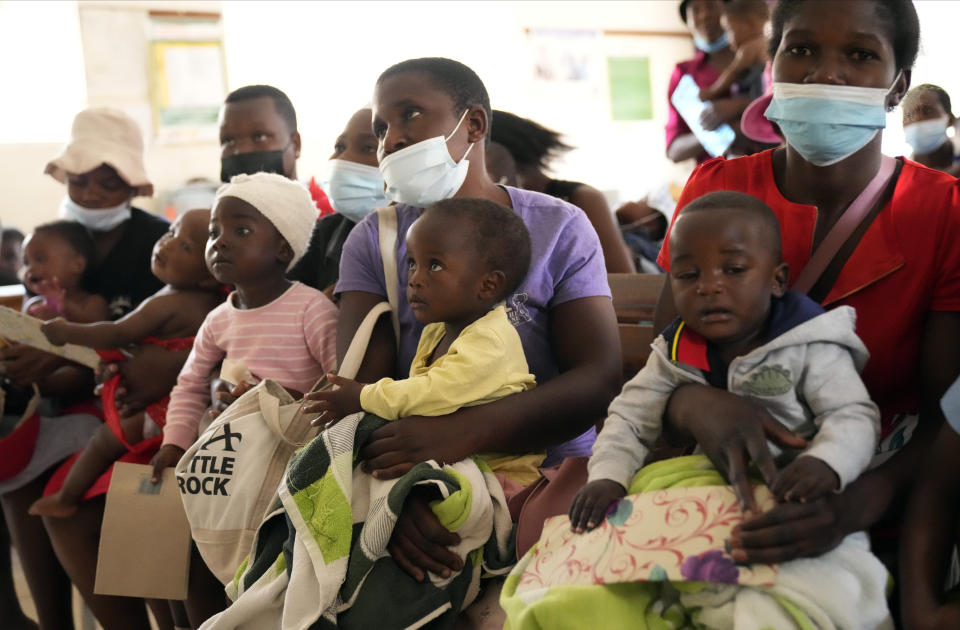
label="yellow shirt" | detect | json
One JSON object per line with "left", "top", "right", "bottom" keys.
{"left": 360, "top": 306, "right": 543, "bottom": 485}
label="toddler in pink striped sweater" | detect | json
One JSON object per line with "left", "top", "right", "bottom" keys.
{"left": 150, "top": 173, "right": 339, "bottom": 480}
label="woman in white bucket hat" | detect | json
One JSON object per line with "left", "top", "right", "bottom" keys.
{"left": 0, "top": 108, "right": 175, "bottom": 629}
{"left": 44, "top": 107, "right": 169, "bottom": 317}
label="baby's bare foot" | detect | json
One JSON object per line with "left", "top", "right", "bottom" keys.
{"left": 28, "top": 494, "right": 78, "bottom": 519}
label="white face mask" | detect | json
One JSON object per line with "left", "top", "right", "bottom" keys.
{"left": 379, "top": 109, "right": 475, "bottom": 206}
{"left": 323, "top": 159, "right": 388, "bottom": 223}
{"left": 59, "top": 196, "right": 132, "bottom": 232}
{"left": 904, "top": 117, "right": 950, "bottom": 155}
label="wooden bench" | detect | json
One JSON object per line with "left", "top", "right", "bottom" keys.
{"left": 0, "top": 284, "right": 24, "bottom": 311}
{"left": 608, "top": 273, "right": 664, "bottom": 380}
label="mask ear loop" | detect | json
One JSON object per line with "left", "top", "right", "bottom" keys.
{"left": 445, "top": 109, "right": 475, "bottom": 163}
{"left": 885, "top": 70, "right": 905, "bottom": 112}
{"left": 444, "top": 109, "right": 471, "bottom": 141}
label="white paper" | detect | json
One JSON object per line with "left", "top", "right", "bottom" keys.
{"left": 670, "top": 74, "right": 736, "bottom": 158}
{"left": 0, "top": 307, "right": 101, "bottom": 368}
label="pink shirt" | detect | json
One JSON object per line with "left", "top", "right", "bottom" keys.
{"left": 163, "top": 282, "right": 338, "bottom": 449}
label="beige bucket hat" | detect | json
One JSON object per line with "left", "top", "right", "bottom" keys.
{"left": 44, "top": 107, "right": 154, "bottom": 197}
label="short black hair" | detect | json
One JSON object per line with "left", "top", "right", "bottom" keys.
{"left": 224, "top": 85, "right": 298, "bottom": 132}
{"left": 723, "top": 0, "right": 768, "bottom": 20}
{"left": 677, "top": 191, "right": 782, "bottom": 261}
{"left": 905, "top": 84, "right": 953, "bottom": 117}
{"left": 2, "top": 228, "right": 24, "bottom": 244}
{"left": 490, "top": 110, "right": 573, "bottom": 170}
{"left": 680, "top": 0, "right": 730, "bottom": 23}
{"left": 769, "top": 0, "right": 920, "bottom": 72}
{"left": 31, "top": 220, "right": 97, "bottom": 289}
{"left": 421, "top": 198, "right": 531, "bottom": 300}
{"left": 377, "top": 58, "right": 492, "bottom": 139}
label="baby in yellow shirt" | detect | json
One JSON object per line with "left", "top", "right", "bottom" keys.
{"left": 308, "top": 197, "right": 540, "bottom": 485}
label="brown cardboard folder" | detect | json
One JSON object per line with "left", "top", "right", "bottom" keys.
{"left": 94, "top": 463, "right": 191, "bottom": 600}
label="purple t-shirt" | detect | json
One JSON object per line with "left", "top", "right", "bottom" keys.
{"left": 336, "top": 186, "right": 611, "bottom": 463}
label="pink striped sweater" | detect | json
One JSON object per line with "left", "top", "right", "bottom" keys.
{"left": 163, "top": 282, "right": 338, "bottom": 450}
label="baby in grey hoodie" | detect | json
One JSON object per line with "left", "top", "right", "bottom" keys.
{"left": 571, "top": 191, "right": 879, "bottom": 532}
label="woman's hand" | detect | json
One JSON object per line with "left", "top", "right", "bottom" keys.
{"left": 666, "top": 384, "right": 808, "bottom": 513}
{"left": 0, "top": 343, "right": 69, "bottom": 388}
{"left": 728, "top": 491, "right": 849, "bottom": 563}
{"left": 359, "top": 413, "right": 478, "bottom": 480}
{"left": 387, "top": 487, "right": 462, "bottom": 582}
{"left": 106, "top": 344, "right": 190, "bottom": 417}
{"left": 150, "top": 444, "right": 186, "bottom": 483}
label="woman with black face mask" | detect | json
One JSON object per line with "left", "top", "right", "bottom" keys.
{"left": 217, "top": 84, "right": 348, "bottom": 294}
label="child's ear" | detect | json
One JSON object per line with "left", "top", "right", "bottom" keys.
{"left": 772, "top": 262, "right": 789, "bottom": 297}
{"left": 276, "top": 241, "right": 294, "bottom": 268}
{"left": 69, "top": 253, "right": 86, "bottom": 277}
{"left": 477, "top": 270, "right": 505, "bottom": 301}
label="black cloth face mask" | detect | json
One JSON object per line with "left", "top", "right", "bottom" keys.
{"left": 220, "top": 150, "right": 286, "bottom": 182}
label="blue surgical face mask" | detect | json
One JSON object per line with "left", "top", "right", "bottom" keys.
{"left": 904, "top": 117, "right": 949, "bottom": 155}
{"left": 323, "top": 159, "right": 387, "bottom": 223}
{"left": 693, "top": 31, "right": 729, "bottom": 54}
{"left": 764, "top": 76, "right": 900, "bottom": 167}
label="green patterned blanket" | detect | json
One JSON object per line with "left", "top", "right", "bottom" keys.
{"left": 200, "top": 413, "right": 514, "bottom": 630}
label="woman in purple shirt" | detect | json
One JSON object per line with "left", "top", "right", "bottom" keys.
{"left": 333, "top": 57, "right": 621, "bottom": 582}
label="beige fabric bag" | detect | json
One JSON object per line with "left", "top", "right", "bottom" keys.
{"left": 175, "top": 302, "right": 392, "bottom": 584}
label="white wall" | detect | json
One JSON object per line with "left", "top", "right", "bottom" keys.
{"left": 882, "top": 0, "right": 960, "bottom": 157}
{"left": 221, "top": 0, "right": 696, "bottom": 207}
{"left": 11, "top": 0, "right": 956, "bottom": 237}
{"left": 0, "top": 0, "right": 697, "bottom": 233}
{"left": 0, "top": 1, "right": 88, "bottom": 231}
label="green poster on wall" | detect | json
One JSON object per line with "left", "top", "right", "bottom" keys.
{"left": 607, "top": 57, "right": 653, "bottom": 121}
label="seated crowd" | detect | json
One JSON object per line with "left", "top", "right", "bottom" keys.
{"left": 1, "top": 1, "right": 959, "bottom": 629}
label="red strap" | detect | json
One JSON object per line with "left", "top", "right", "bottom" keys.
{"left": 100, "top": 375, "right": 134, "bottom": 451}
{"left": 141, "top": 336, "right": 195, "bottom": 352}
{"left": 96, "top": 349, "right": 128, "bottom": 363}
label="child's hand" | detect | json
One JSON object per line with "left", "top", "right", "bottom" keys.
{"left": 28, "top": 276, "right": 66, "bottom": 317}
{"left": 40, "top": 318, "right": 70, "bottom": 346}
{"left": 209, "top": 380, "right": 255, "bottom": 419}
{"left": 771, "top": 456, "right": 839, "bottom": 503}
{"left": 304, "top": 374, "right": 365, "bottom": 426}
{"left": 698, "top": 86, "right": 716, "bottom": 102}
{"left": 150, "top": 444, "right": 186, "bottom": 483}
{"left": 568, "top": 479, "right": 627, "bottom": 534}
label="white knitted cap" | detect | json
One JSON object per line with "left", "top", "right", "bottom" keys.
{"left": 214, "top": 172, "right": 317, "bottom": 270}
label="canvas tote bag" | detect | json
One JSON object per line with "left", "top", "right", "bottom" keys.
{"left": 175, "top": 301, "right": 393, "bottom": 584}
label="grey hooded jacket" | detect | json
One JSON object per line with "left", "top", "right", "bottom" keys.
{"left": 589, "top": 305, "right": 880, "bottom": 491}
